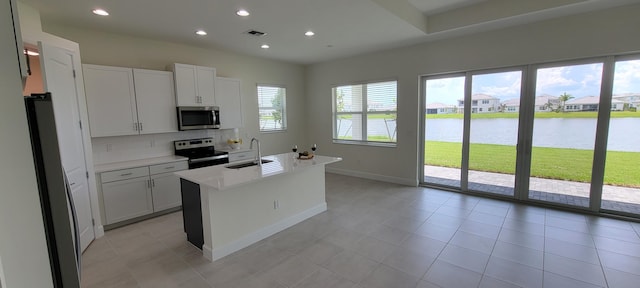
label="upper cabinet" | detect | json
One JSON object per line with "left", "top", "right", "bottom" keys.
{"left": 83, "top": 65, "right": 177, "bottom": 137}
{"left": 132, "top": 69, "right": 178, "bottom": 134}
{"left": 215, "top": 77, "right": 243, "bottom": 129}
{"left": 170, "top": 63, "right": 216, "bottom": 106}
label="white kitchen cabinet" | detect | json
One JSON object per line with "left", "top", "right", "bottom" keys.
{"left": 102, "top": 175, "right": 153, "bottom": 225}
{"left": 171, "top": 63, "right": 216, "bottom": 106}
{"left": 149, "top": 161, "right": 188, "bottom": 212}
{"left": 83, "top": 65, "right": 137, "bottom": 137}
{"left": 133, "top": 69, "right": 178, "bottom": 133}
{"left": 98, "top": 160, "right": 187, "bottom": 226}
{"left": 151, "top": 172, "right": 181, "bottom": 212}
{"left": 83, "top": 65, "right": 177, "bottom": 137}
{"left": 215, "top": 77, "right": 244, "bottom": 129}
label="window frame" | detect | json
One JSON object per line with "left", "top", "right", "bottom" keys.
{"left": 257, "top": 84, "right": 287, "bottom": 133}
{"left": 332, "top": 79, "right": 398, "bottom": 147}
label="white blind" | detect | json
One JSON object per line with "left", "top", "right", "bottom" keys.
{"left": 367, "top": 81, "right": 397, "bottom": 112}
{"left": 258, "top": 85, "right": 286, "bottom": 131}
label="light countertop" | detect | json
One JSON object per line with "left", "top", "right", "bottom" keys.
{"left": 94, "top": 155, "right": 189, "bottom": 173}
{"left": 175, "top": 153, "right": 342, "bottom": 191}
{"left": 216, "top": 147, "right": 252, "bottom": 153}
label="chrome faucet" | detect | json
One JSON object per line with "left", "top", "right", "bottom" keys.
{"left": 250, "top": 137, "right": 262, "bottom": 166}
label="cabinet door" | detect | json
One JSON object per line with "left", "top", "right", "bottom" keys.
{"left": 151, "top": 172, "right": 182, "bottom": 212}
{"left": 133, "top": 69, "right": 178, "bottom": 134}
{"left": 102, "top": 176, "right": 153, "bottom": 224}
{"left": 83, "top": 65, "right": 138, "bottom": 137}
{"left": 173, "top": 63, "right": 198, "bottom": 106}
{"left": 216, "top": 77, "right": 243, "bottom": 129}
{"left": 196, "top": 66, "right": 216, "bottom": 106}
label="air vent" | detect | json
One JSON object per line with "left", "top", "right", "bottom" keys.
{"left": 245, "top": 30, "right": 266, "bottom": 37}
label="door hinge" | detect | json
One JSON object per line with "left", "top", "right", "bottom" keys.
{"left": 72, "top": 69, "right": 76, "bottom": 78}
{"left": 92, "top": 219, "right": 95, "bottom": 226}
{"left": 86, "top": 171, "right": 89, "bottom": 179}
{"left": 79, "top": 121, "right": 83, "bottom": 129}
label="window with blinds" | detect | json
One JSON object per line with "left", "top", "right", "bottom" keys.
{"left": 333, "top": 80, "right": 397, "bottom": 145}
{"left": 257, "top": 85, "right": 287, "bottom": 132}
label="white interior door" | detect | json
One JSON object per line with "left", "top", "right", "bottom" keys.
{"left": 38, "top": 42, "right": 95, "bottom": 252}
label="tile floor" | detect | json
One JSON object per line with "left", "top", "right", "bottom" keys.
{"left": 81, "top": 173, "right": 640, "bottom": 288}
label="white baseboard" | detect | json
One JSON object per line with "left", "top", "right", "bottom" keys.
{"left": 202, "top": 245, "right": 214, "bottom": 262}
{"left": 205, "top": 203, "right": 327, "bottom": 261}
{"left": 95, "top": 225, "right": 105, "bottom": 238}
{"left": 326, "top": 167, "right": 417, "bottom": 187}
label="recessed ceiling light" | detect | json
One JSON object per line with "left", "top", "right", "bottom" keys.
{"left": 261, "top": 44, "right": 270, "bottom": 49}
{"left": 92, "top": 9, "right": 109, "bottom": 16}
{"left": 305, "top": 31, "right": 315, "bottom": 37}
{"left": 236, "top": 9, "right": 250, "bottom": 17}
{"left": 195, "top": 30, "right": 208, "bottom": 36}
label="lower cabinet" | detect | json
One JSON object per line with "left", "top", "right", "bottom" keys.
{"left": 99, "top": 160, "right": 188, "bottom": 225}
{"left": 151, "top": 172, "right": 182, "bottom": 212}
{"left": 102, "top": 176, "right": 153, "bottom": 224}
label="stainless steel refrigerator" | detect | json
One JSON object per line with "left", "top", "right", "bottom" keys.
{"left": 24, "top": 93, "right": 81, "bottom": 288}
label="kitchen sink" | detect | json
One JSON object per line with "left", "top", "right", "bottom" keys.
{"left": 225, "top": 159, "right": 273, "bottom": 169}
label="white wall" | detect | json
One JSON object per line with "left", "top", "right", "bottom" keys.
{"left": 0, "top": 2, "right": 53, "bottom": 287}
{"left": 306, "top": 4, "right": 640, "bottom": 186}
{"left": 42, "top": 23, "right": 308, "bottom": 160}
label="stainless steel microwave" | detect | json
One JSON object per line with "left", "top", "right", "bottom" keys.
{"left": 177, "top": 106, "right": 220, "bottom": 130}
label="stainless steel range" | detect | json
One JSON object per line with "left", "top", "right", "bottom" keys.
{"left": 174, "top": 138, "right": 228, "bottom": 169}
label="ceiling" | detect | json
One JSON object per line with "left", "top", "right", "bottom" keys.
{"left": 20, "top": 0, "right": 640, "bottom": 65}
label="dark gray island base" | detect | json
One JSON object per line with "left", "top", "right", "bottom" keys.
{"left": 180, "top": 178, "right": 203, "bottom": 249}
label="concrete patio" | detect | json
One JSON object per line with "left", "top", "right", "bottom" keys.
{"left": 424, "top": 165, "right": 640, "bottom": 215}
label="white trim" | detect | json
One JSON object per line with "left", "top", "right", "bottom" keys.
{"left": 202, "top": 245, "right": 214, "bottom": 262}
{"left": 95, "top": 225, "right": 105, "bottom": 238}
{"left": 205, "top": 203, "right": 327, "bottom": 261}
{"left": 326, "top": 167, "right": 417, "bottom": 187}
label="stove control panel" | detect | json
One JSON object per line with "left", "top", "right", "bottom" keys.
{"left": 175, "top": 138, "right": 215, "bottom": 150}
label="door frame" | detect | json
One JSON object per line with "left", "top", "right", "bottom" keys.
{"left": 24, "top": 32, "right": 104, "bottom": 240}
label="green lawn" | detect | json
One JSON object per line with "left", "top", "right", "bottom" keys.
{"left": 425, "top": 141, "right": 640, "bottom": 187}
{"left": 426, "top": 111, "right": 640, "bottom": 119}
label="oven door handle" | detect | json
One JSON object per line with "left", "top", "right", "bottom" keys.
{"left": 189, "top": 155, "right": 229, "bottom": 164}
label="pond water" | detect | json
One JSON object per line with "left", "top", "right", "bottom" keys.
{"left": 425, "top": 118, "right": 640, "bottom": 152}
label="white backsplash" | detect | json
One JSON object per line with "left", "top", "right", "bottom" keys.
{"left": 91, "top": 129, "right": 242, "bottom": 165}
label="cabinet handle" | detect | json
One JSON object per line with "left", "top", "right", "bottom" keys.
{"left": 133, "top": 122, "right": 138, "bottom": 131}
{"left": 152, "top": 179, "right": 155, "bottom": 187}
{"left": 120, "top": 172, "right": 132, "bottom": 176}
{"left": 148, "top": 179, "right": 152, "bottom": 189}
{"left": 69, "top": 182, "right": 76, "bottom": 186}
{"left": 139, "top": 122, "right": 143, "bottom": 131}
{"left": 164, "top": 166, "right": 175, "bottom": 169}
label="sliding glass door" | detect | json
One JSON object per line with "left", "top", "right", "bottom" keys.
{"left": 601, "top": 57, "right": 640, "bottom": 215}
{"left": 420, "top": 54, "right": 640, "bottom": 218}
{"left": 527, "top": 62, "right": 604, "bottom": 207}
{"left": 423, "top": 75, "right": 465, "bottom": 188}
{"left": 468, "top": 70, "right": 522, "bottom": 196}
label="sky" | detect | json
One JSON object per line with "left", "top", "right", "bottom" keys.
{"left": 426, "top": 60, "right": 640, "bottom": 105}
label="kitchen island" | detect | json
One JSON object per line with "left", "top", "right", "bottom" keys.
{"left": 174, "top": 153, "right": 341, "bottom": 261}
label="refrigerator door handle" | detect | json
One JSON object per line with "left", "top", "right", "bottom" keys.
{"left": 63, "top": 169, "right": 82, "bottom": 280}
